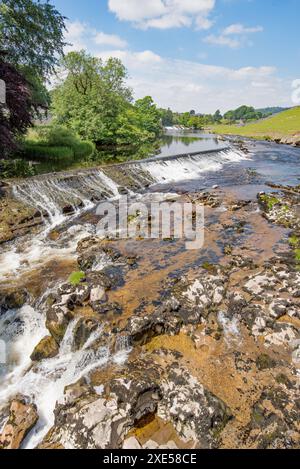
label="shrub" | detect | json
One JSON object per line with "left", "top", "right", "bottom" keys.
{"left": 23, "top": 143, "right": 74, "bottom": 160}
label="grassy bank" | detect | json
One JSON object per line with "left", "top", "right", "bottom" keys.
{"left": 210, "top": 106, "right": 300, "bottom": 140}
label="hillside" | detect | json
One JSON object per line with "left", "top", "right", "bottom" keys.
{"left": 211, "top": 106, "right": 300, "bottom": 143}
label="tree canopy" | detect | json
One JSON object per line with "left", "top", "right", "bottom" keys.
{"left": 0, "top": 58, "right": 32, "bottom": 157}
{"left": 0, "top": 0, "right": 66, "bottom": 156}
{"left": 51, "top": 51, "right": 161, "bottom": 146}
{"left": 0, "top": 0, "right": 66, "bottom": 78}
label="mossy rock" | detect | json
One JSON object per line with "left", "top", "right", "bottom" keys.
{"left": 30, "top": 336, "right": 59, "bottom": 361}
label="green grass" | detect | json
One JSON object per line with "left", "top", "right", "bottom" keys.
{"left": 210, "top": 106, "right": 300, "bottom": 139}
{"left": 68, "top": 271, "right": 85, "bottom": 286}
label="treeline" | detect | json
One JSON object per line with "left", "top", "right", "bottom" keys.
{"left": 159, "top": 108, "right": 222, "bottom": 129}
{"left": 159, "top": 105, "right": 273, "bottom": 129}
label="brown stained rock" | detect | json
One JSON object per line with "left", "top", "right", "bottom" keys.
{"left": 0, "top": 399, "right": 38, "bottom": 449}
{"left": 30, "top": 336, "right": 59, "bottom": 362}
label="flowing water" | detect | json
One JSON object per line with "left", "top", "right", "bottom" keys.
{"left": 1, "top": 132, "right": 300, "bottom": 447}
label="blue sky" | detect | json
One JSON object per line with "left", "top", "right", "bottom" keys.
{"left": 51, "top": 0, "right": 300, "bottom": 113}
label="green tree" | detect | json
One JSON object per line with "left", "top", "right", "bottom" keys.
{"left": 52, "top": 51, "right": 161, "bottom": 147}
{"left": 0, "top": 0, "right": 66, "bottom": 78}
{"left": 213, "top": 109, "right": 222, "bottom": 123}
{"left": 134, "top": 96, "right": 161, "bottom": 137}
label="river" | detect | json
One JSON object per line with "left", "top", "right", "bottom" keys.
{"left": 0, "top": 133, "right": 300, "bottom": 448}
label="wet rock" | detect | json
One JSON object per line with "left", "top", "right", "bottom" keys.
{"left": 41, "top": 359, "right": 162, "bottom": 449}
{"left": 122, "top": 437, "right": 142, "bottom": 449}
{"left": 92, "top": 302, "right": 123, "bottom": 317}
{"left": 0, "top": 289, "right": 29, "bottom": 312}
{"left": 30, "top": 335, "right": 59, "bottom": 362}
{"left": 256, "top": 354, "right": 277, "bottom": 371}
{"left": 158, "top": 365, "right": 232, "bottom": 448}
{"left": 126, "top": 302, "right": 182, "bottom": 346}
{"left": 247, "top": 383, "right": 300, "bottom": 449}
{"left": 45, "top": 283, "right": 91, "bottom": 343}
{"left": 0, "top": 398, "right": 38, "bottom": 449}
{"left": 73, "top": 317, "right": 100, "bottom": 351}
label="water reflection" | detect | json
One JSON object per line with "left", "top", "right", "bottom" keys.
{"left": 19, "top": 131, "right": 223, "bottom": 176}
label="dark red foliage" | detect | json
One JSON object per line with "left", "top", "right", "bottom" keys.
{"left": 0, "top": 56, "right": 33, "bottom": 158}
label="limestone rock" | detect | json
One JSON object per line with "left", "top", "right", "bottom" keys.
{"left": 0, "top": 398, "right": 38, "bottom": 449}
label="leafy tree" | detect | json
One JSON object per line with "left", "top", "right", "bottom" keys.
{"left": 52, "top": 51, "right": 161, "bottom": 147}
{"left": 160, "top": 108, "right": 174, "bottom": 127}
{"left": 0, "top": 0, "right": 66, "bottom": 78}
{"left": 134, "top": 96, "right": 161, "bottom": 137}
{"left": 213, "top": 109, "right": 222, "bottom": 123}
{"left": 0, "top": 0, "right": 67, "bottom": 156}
{"left": 52, "top": 51, "right": 133, "bottom": 144}
{"left": 0, "top": 57, "right": 32, "bottom": 157}
{"left": 224, "top": 105, "right": 262, "bottom": 123}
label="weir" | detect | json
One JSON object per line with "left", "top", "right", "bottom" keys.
{"left": 9, "top": 147, "right": 248, "bottom": 224}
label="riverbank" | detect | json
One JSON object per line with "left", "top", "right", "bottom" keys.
{"left": 209, "top": 106, "right": 300, "bottom": 147}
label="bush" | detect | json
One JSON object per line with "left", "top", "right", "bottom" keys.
{"left": 23, "top": 143, "right": 74, "bottom": 160}
{"left": 22, "top": 125, "right": 95, "bottom": 161}
{"left": 72, "top": 141, "right": 95, "bottom": 158}
{"left": 27, "top": 125, "right": 79, "bottom": 147}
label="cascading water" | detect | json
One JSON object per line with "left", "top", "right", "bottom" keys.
{"left": 0, "top": 306, "right": 131, "bottom": 449}
{"left": 12, "top": 169, "right": 120, "bottom": 228}
{"left": 138, "top": 148, "right": 249, "bottom": 183}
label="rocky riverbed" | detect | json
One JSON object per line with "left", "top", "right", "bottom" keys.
{"left": 0, "top": 140, "right": 300, "bottom": 450}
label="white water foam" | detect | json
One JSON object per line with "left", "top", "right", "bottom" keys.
{"left": 0, "top": 308, "right": 131, "bottom": 449}
{"left": 0, "top": 223, "right": 95, "bottom": 280}
{"left": 140, "top": 148, "right": 249, "bottom": 184}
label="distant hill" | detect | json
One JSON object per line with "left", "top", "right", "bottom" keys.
{"left": 255, "top": 107, "right": 290, "bottom": 117}
{"left": 211, "top": 106, "right": 300, "bottom": 140}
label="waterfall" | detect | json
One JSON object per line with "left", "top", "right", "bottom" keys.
{"left": 12, "top": 169, "right": 120, "bottom": 228}
{"left": 138, "top": 148, "right": 249, "bottom": 183}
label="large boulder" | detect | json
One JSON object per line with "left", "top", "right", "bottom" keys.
{"left": 0, "top": 398, "right": 38, "bottom": 449}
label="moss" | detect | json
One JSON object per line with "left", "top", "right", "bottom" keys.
{"left": 256, "top": 354, "right": 276, "bottom": 371}
{"left": 295, "top": 249, "right": 300, "bottom": 263}
{"left": 260, "top": 194, "right": 280, "bottom": 211}
{"left": 289, "top": 234, "right": 299, "bottom": 247}
{"left": 202, "top": 262, "right": 216, "bottom": 273}
{"left": 68, "top": 271, "right": 85, "bottom": 286}
{"left": 275, "top": 373, "right": 292, "bottom": 388}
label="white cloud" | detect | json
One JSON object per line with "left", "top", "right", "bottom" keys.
{"left": 204, "top": 35, "right": 240, "bottom": 48}
{"left": 94, "top": 32, "right": 127, "bottom": 48}
{"left": 96, "top": 48, "right": 290, "bottom": 112}
{"left": 223, "top": 23, "right": 263, "bottom": 35}
{"left": 204, "top": 23, "right": 263, "bottom": 49}
{"left": 63, "top": 20, "right": 291, "bottom": 113}
{"left": 108, "top": 0, "right": 216, "bottom": 30}
{"left": 64, "top": 20, "right": 127, "bottom": 52}
{"left": 65, "top": 21, "right": 87, "bottom": 52}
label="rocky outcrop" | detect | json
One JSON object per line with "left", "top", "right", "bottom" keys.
{"left": 0, "top": 398, "right": 38, "bottom": 449}
{"left": 39, "top": 356, "right": 232, "bottom": 449}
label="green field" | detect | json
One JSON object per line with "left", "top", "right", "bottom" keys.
{"left": 210, "top": 106, "right": 300, "bottom": 140}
